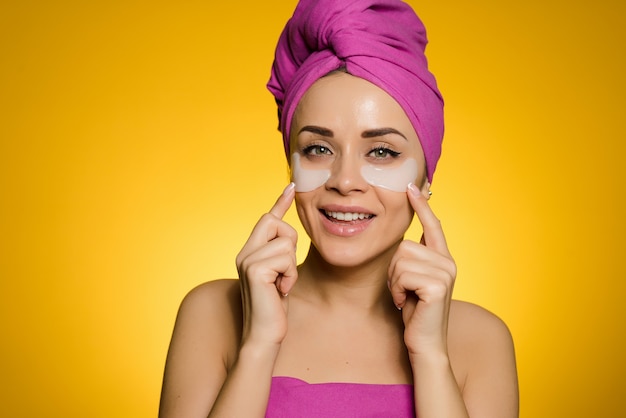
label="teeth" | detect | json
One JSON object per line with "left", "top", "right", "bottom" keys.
{"left": 324, "top": 210, "right": 372, "bottom": 221}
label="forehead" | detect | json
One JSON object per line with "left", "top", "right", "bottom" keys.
{"left": 292, "top": 72, "right": 417, "bottom": 138}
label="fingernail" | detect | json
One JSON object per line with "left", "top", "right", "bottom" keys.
{"left": 283, "top": 182, "right": 296, "bottom": 196}
{"left": 407, "top": 182, "right": 420, "bottom": 196}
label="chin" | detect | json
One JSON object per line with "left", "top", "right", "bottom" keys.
{"left": 310, "top": 237, "right": 400, "bottom": 270}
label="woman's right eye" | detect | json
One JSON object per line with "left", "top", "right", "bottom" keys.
{"left": 303, "top": 145, "right": 332, "bottom": 156}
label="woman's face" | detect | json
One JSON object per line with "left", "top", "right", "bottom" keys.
{"left": 290, "top": 72, "right": 430, "bottom": 267}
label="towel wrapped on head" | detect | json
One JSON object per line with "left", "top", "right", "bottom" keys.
{"left": 267, "top": 0, "right": 444, "bottom": 182}
{"left": 267, "top": 0, "right": 444, "bottom": 181}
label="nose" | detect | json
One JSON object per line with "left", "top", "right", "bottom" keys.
{"left": 324, "top": 154, "right": 369, "bottom": 194}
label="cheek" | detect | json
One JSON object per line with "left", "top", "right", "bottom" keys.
{"left": 294, "top": 194, "right": 314, "bottom": 233}
{"left": 375, "top": 188, "right": 415, "bottom": 233}
{"left": 393, "top": 194, "right": 416, "bottom": 230}
{"left": 361, "top": 158, "right": 419, "bottom": 192}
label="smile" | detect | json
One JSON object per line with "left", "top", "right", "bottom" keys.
{"left": 322, "top": 210, "right": 374, "bottom": 222}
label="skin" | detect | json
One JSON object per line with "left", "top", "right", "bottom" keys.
{"left": 159, "top": 73, "right": 519, "bottom": 418}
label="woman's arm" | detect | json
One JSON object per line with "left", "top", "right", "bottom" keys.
{"left": 158, "top": 280, "right": 285, "bottom": 418}
{"left": 159, "top": 280, "right": 244, "bottom": 418}
{"left": 159, "top": 184, "right": 298, "bottom": 418}
{"left": 388, "top": 184, "right": 469, "bottom": 417}
{"left": 450, "top": 302, "right": 519, "bottom": 417}
{"left": 389, "top": 184, "right": 518, "bottom": 417}
{"left": 409, "top": 301, "right": 519, "bottom": 418}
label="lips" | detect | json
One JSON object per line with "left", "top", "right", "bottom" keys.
{"left": 318, "top": 205, "right": 375, "bottom": 237}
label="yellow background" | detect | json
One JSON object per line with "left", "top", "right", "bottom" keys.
{"left": 1, "top": 1, "right": 624, "bottom": 416}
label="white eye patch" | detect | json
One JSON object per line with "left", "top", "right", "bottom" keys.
{"left": 360, "top": 158, "right": 418, "bottom": 192}
{"left": 291, "top": 153, "right": 331, "bottom": 192}
{"left": 291, "top": 153, "right": 418, "bottom": 193}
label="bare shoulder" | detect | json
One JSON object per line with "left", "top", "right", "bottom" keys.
{"left": 182, "top": 278, "right": 241, "bottom": 303}
{"left": 448, "top": 300, "right": 519, "bottom": 416}
{"left": 176, "top": 279, "right": 243, "bottom": 362}
{"left": 448, "top": 299, "right": 515, "bottom": 363}
{"left": 449, "top": 299, "right": 513, "bottom": 341}
{"left": 180, "top": 279, "right": 241, "bottom": 319}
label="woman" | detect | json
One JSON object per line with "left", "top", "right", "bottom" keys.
{"left": 159, "top": 1, "right": 518, "bottom": 417}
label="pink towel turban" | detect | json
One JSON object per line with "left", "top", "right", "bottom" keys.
{"left": 267, "top": 0, "right": 444, "bottom": 182}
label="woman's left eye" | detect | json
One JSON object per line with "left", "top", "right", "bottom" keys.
{"left": 369, "top": 147, "right": 401, "bottom": 159}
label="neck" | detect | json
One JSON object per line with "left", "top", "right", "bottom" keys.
{"left": 293, "top": 243, "right": 400, "bottom": 313}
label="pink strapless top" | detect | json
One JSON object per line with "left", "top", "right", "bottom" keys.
{"left": 266, "top": 376, "right": 415, "bottom": 417}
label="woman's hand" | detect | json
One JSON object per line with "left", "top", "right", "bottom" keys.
{"left": 388, "top": 183, "right": 457, "bottom": 359}
{"left": 235, "top": 183, "right": 298, "bottom": 348}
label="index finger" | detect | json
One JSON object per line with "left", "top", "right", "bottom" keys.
{"left": 407, "top": 183, "right": 451, "bottom": 256}
{"left": 269, "top": 182, "right": 296, "bottom": 219}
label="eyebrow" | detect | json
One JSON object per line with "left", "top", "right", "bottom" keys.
{"left": 298, "top": 125, "right": 334, "bottom": 137}
{"left": 361, "top": 127, "right": 407, "bottom": 140}
{"left": 298, "top": 125, "right": 407, "bottom": 140}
